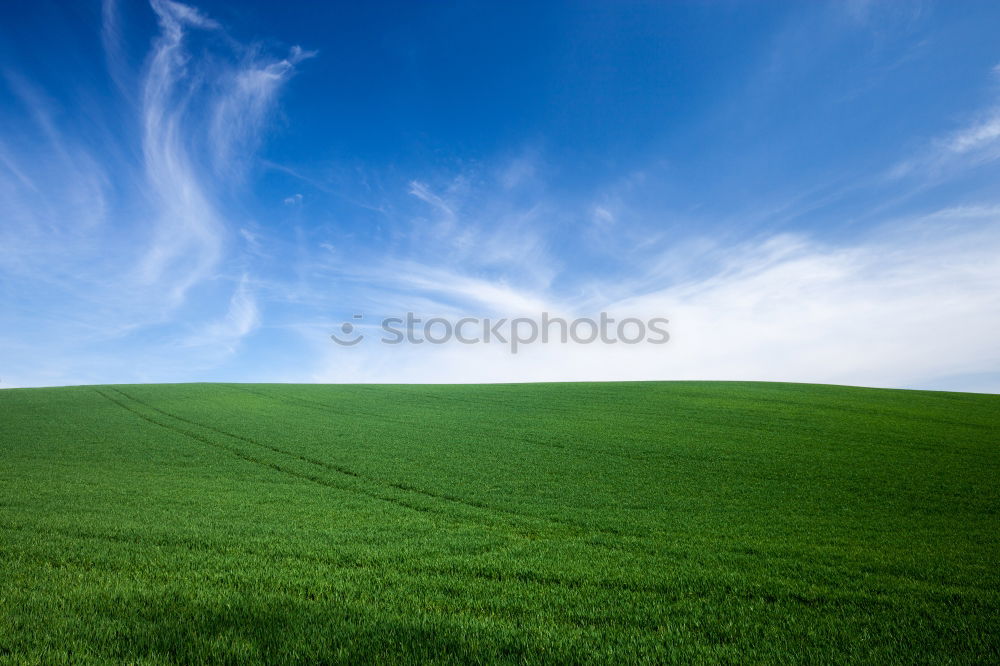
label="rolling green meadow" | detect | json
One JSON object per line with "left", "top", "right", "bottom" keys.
{"left": 0, "top": 381, "right": 998, "bottom": 663}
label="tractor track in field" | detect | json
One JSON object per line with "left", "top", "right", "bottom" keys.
{"left": 97, "top": 388, "right": 592, "bottom": 537}
{"left": 94, "top": 389, "right": 446, "bottom": 520}
{"left": 107, "top": 388, "right": 364, "bottom": 480}
{"left": 208, "top": 387, "right": 648, "bottom": 538}
{"left": 222, "top": 387, "right": 685, "bottom": 541}
{"left": 98, "top": 387, "right": 640, "bottom": 543}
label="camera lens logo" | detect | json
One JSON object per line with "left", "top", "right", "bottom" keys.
{"left": 331, "top": 314, "right": 364, "bottom": 346}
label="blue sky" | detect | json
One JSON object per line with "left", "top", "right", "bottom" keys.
{"left": 2, "top": 0, "right": 1000, "bottom": 390}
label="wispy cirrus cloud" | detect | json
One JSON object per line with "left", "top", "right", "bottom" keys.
{"left": 131, "top": 0, "right": 310, "bottom": 319}
{"left": 139, "top": 10, "right": 224, "bottom": 306}
{"left": 209, "top": 45, "right": 316, "bottom": 180}
{"left": 182, "top": 274, "right": 260, "bottom": 353}
{"left": 0, "top": 72, "right": 111, "bottom": 277}
{"left": 400, "top": 167, "right": 558, "bottom": 289}
{"left": 0, "top": 0, "right": 309, "bottom": 386}
{"left": 890, "top": 68, "right": 1000, "bottom": 181}
{"left": 138, "top": 0, "right": 308, "bottom": 305}
{"left": 945, "top": 112, "right": 1000, "bottom": 155}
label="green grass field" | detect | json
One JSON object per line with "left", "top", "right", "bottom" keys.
{"left": 1, "top": 381, "right": 998, "bottom": 663}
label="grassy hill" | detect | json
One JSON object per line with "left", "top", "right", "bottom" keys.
{"left": 1, "top": 381, "right": 998, "bottom": 663}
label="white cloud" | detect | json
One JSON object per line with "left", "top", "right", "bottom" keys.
{"left": 946, "top": 112, "right": 1000, "bottom": 154}
{"left": 138, "top": 0, "right": 310, "bottom": 306}
{"left": 397, "top": 173, "right": 558, "bottom": 290}
{"left": 890, "top": 110, "right": 1000, "bottom": 179}
{"left": 592, "top": 206, "right": 615, "bottom": 226}
{"left": 138, "top": 0, "right": 225, "bottom": 303}
{"left": 890, "top": 69, "right": 1000, "bottom": 180}
{"left": 408, "top": 180, "right": 456, "bottom": 219}
{"left": 308, "top": 207, "right": 1000, "bottom": 392}
{"left": 209, "top": 46, "right": 315, "bottom": 180}
{"left": 183, "top": 275, "right": 260, "bottom": 353}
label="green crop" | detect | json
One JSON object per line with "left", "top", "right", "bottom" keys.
{"left": 1, "top": 381, "right": 997, "bottom": 663}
